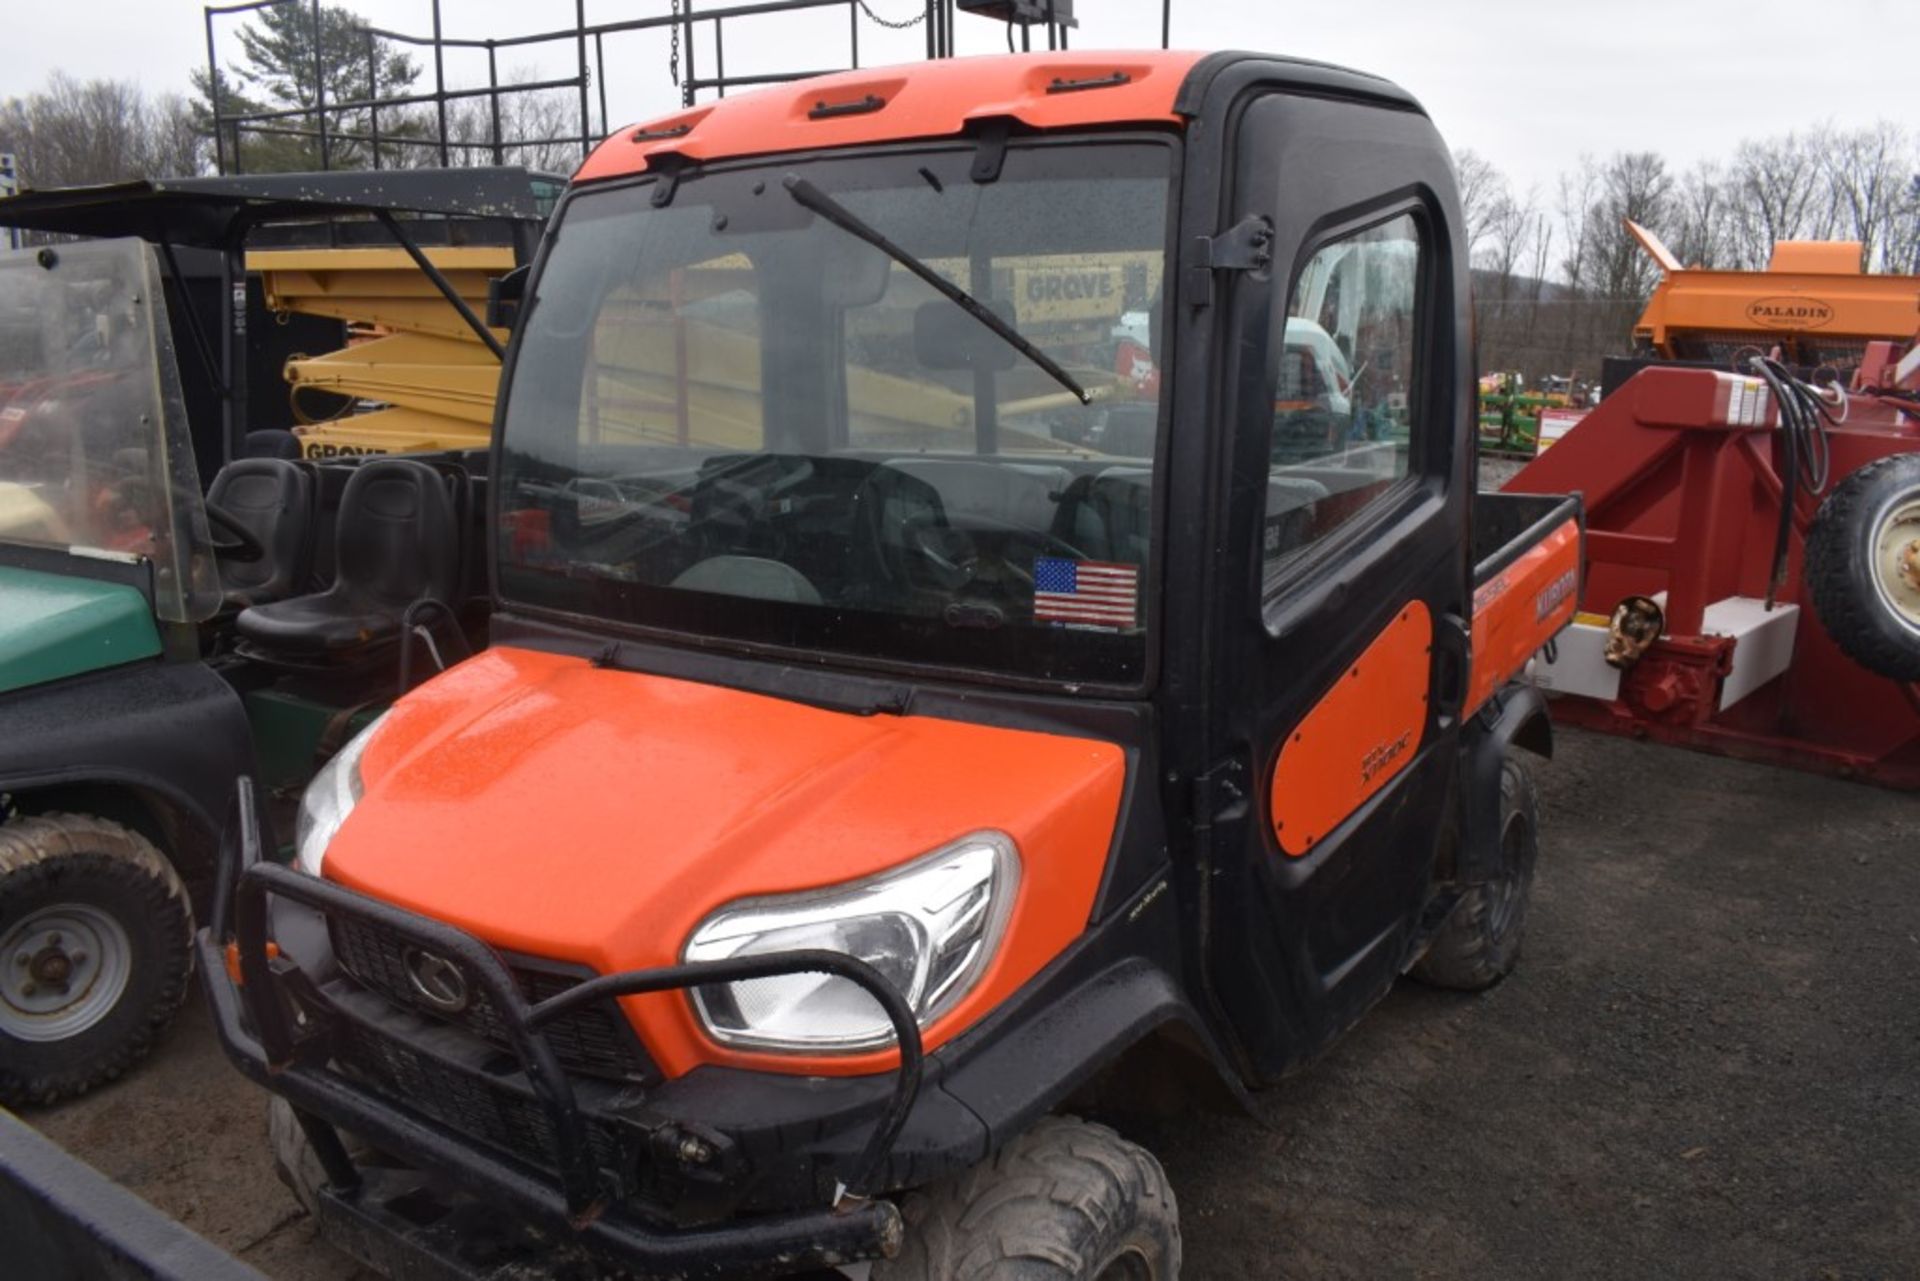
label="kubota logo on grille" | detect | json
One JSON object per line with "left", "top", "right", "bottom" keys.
{"left": 403, "top": 947, "right": 471, "bottom": 1013}
{"left": 1745, "top": 296, "right": 1834, "bottom": 330}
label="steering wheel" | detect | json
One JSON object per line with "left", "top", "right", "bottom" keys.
{"left": 903, "top": 515, "right": 1095, "bottom": 594}
{"left": 898, "top": 515, "right": 979, "bottom": 591}
{"left": 205, "top": 502, "right": 265, "bottom": 564}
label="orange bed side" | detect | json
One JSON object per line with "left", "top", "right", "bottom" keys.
{"left": 1468, "top": 519, "right": 1581, "bottom": 714}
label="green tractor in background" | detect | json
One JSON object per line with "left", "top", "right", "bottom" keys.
{"left": 0, "top": 172, "right": 543, "bottom": 1105}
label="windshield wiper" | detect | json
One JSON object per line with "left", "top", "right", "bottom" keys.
{"left": 780, "top": 174, "right": 1090, "bottom": 405}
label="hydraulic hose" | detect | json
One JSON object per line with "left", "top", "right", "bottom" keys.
{"left": 1748, "top": 356, "right": 1838, "bottom": 609}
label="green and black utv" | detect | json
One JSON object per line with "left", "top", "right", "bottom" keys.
{"left": 0, "top": 171, "right": 546, "bottom": 1105}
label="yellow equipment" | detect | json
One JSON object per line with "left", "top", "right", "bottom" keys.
{"left": 248, "top": 247, "right": 514, "bottom": 458}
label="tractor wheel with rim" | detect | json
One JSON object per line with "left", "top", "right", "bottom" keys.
{"left": 1412, "top": 755, "right": 1539, "bottom": 992}
{"left": 1804, "top": 453, "right": 1920, "bottom": 683}
{"left": 875, "top": 1114, "right": 1180, "bottom": 1280}
{"left": 0, "top": 813, "right": 193, "bottom": 1107}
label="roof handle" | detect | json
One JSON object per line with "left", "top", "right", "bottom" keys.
{"left": 1045, "top": 71, "right": 1132, "bottom": 94}
{"left": 631, "top": 122, "right": 694, "bottom": 143}
{"left": 808, "top": 94, "right": 887, "bottom": 121}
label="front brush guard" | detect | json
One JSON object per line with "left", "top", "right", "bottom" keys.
{"left": 200, "top": 778, "right": 921, "bottom": 1276}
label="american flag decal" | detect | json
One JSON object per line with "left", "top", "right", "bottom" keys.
{"left": 1033, "top": 557, "right": 1139, "bottom": 628}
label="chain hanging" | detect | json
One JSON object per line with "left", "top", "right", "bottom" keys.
{"left": 855, "top": 0, "right": 928, "bottom": 30}
{"left": 669, "top": 0, "right": 683, "bottom": 87}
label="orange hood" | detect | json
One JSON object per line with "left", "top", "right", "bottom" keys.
{"left": 329, "top": 645, "right": 1125, "bottom": 1076}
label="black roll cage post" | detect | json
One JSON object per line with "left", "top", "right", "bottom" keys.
{"left": 201, "top": 1, "right": 1087, "bottom": 176}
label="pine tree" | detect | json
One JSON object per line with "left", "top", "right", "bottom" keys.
{"left": 192, "top": 3, "right": 420, "bottom": 173}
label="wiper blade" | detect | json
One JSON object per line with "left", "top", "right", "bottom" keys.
{"left": 781, "top": 174, "right": 1090, "bottom": 405}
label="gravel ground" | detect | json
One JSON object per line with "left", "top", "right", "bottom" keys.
{"left": 21, "top": 727, "right": 1920, "bottom": 1279}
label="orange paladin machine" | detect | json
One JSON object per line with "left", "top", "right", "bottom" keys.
{"left": 1626, "top": 220, "right": 1920, "bottom": 375}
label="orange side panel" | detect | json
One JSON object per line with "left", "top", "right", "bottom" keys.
{"left": 575, "top": 51, "right": 1206, "bottom": 183}
{"left": 331, "top": 647, "right": 1125, "bottom": 1078}
{"left": 1468, "top": 518, "right": 1581, "bottom": 714}
{"left": 1269, "top": 602, "right": 1432, "bottom": 857}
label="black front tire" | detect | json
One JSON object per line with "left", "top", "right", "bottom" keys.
{"left": 1412, "top": 756, "right": 1539, "bottom": 992}
{"left": 0, "top": 813, "right": 193, "bottom": 1107}
{"left": 1804, "top": 453, "right": 1920, "bottom": 683}
{"left": 876, "top": 1115, "right": 1180, "bottom": 1280}
{"left": 270, "top": 1096, "right": 383, "bottom": 1217}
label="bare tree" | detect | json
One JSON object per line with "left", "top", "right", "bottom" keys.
{"left": 1584, "top": 151, "right": 1674, "bottom": 301}
{"left": 1453, "top": 148, "right": 1506, "bottom": 263}
{"left": 1481, "top": 186, "right": 1542, "bottom": 287}
{"left": 1554, "top": 157, "right": 1601, "bottom": 298}
{"left": 430, "top": 83, "right": 591, "bottom": 175}
{"left": 1824, "top": 122, "right": 1912, "bottom": 271}
{"left": 1669, "top": 161, "right": 1733, "bottom": 269}
{"left": 0, "top": 74, "right": 209, "bottom": 188}
{"left": 1725, "top": 131, "right": 1828, "bottom": 266}
{"left": 1888, "top": 174, "right": 1920, "bottom": 275}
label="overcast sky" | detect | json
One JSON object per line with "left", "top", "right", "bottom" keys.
{"left": 8, "top": 0, "right": 1912, "bottom": 195}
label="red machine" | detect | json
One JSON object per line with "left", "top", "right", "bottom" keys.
{"left": 1503, "top": 338, "right": 1920, "bottom": 788}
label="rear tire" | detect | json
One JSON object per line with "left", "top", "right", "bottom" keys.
{"left": 0, "top": 813, "right": 192, "bottom": 1107}
{"left": 1413, "top": 756, "right": 1539, "bottom": 992}
{"left": 1804, "top": 454, "right": 1920, "bottom": 682}
{"left": 875, "top": 1115, "right": 1179, "bottom": 1280}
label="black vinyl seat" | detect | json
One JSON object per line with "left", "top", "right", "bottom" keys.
{"left": 235, "top": 458, "right": 459, "bottom": 659}
{"left": 1050, "top": 467, "right": 1152, "bottom": 564}
{"left": 207, "top": 457, "right": 314, "bottom": 609}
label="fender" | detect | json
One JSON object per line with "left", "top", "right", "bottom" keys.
{"left": 936, "top": 871, "right": 1250, "bottom": 1145}
{"left": 0, "top": 660, "right": 255, "bottom": 883}
{"left": 1456, "top": 681, "right": 1552, "bottom": 885}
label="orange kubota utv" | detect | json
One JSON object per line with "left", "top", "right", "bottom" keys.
{"left": 203, "top": 49, "right": 1582, "bottom": 1279}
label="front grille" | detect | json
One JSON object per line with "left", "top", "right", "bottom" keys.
{"left": 328, "top": 914, "right": 657, "bottom": 1084}
{"left": 333, "top": 1017, "right": 625, "bottom": 1174}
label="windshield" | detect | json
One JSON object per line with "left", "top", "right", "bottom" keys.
{"left": 0, "top": 238, "right": 219, "bottom": 622}
{"left": 497, "top": 137, "right": 1172, "bottom": 685}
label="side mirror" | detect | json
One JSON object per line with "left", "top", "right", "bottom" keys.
{"left": 914, "top": 298, "right": 1017, "bottom": 373}
{"left": 486, "top": 265, "right": 530, "bottom": 331}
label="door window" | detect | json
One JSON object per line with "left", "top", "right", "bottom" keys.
{"left": 1262, "top": 213, "right": 1423, "bottom": 573}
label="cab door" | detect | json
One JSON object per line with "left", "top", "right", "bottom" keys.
{"left": 1192, "top": 90, "right": 1476, "bottom": 1078}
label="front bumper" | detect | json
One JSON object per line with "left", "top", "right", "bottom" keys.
{"left": 199, "top": 783, "right": 944, "bottom": 1278}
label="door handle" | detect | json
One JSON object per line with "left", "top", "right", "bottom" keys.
{"left": 1431, "top": 611, "right": 1471, "bottom": 722}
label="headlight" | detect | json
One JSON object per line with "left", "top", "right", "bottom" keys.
{"left": 293, "top": 714, "right": 388, "bottom": 876}
{"left": 683, "top": 832, "right": 1019, "bottom": 1053}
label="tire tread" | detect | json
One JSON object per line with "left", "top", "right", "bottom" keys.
{"left": 1412, "top": 758, "right": 1539, "bottom": 992}
{"left": 0, "top": 813, "right": 192, "bottom": 1107}
{"left": 876, "top": 1116, "right": 1180, "bottom": 1280}
{"left": 1804, "top": 454, "right": 1920, "bottom": 683}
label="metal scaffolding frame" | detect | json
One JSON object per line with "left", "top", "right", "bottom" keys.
{"left": 202, "top": 0, "right": 1080, "bottom": 175}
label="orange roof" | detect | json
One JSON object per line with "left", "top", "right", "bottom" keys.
{"left": 575, "top": 50, "right": 1208, "bottom": 183}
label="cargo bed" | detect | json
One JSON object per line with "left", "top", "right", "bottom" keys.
{"left": 1468, "top": 491, "right": 1584, "bottom": 713}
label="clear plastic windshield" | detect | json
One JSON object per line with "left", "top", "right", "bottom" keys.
{"left": 0, "top": 238, "right": 220, "bottom": 622}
